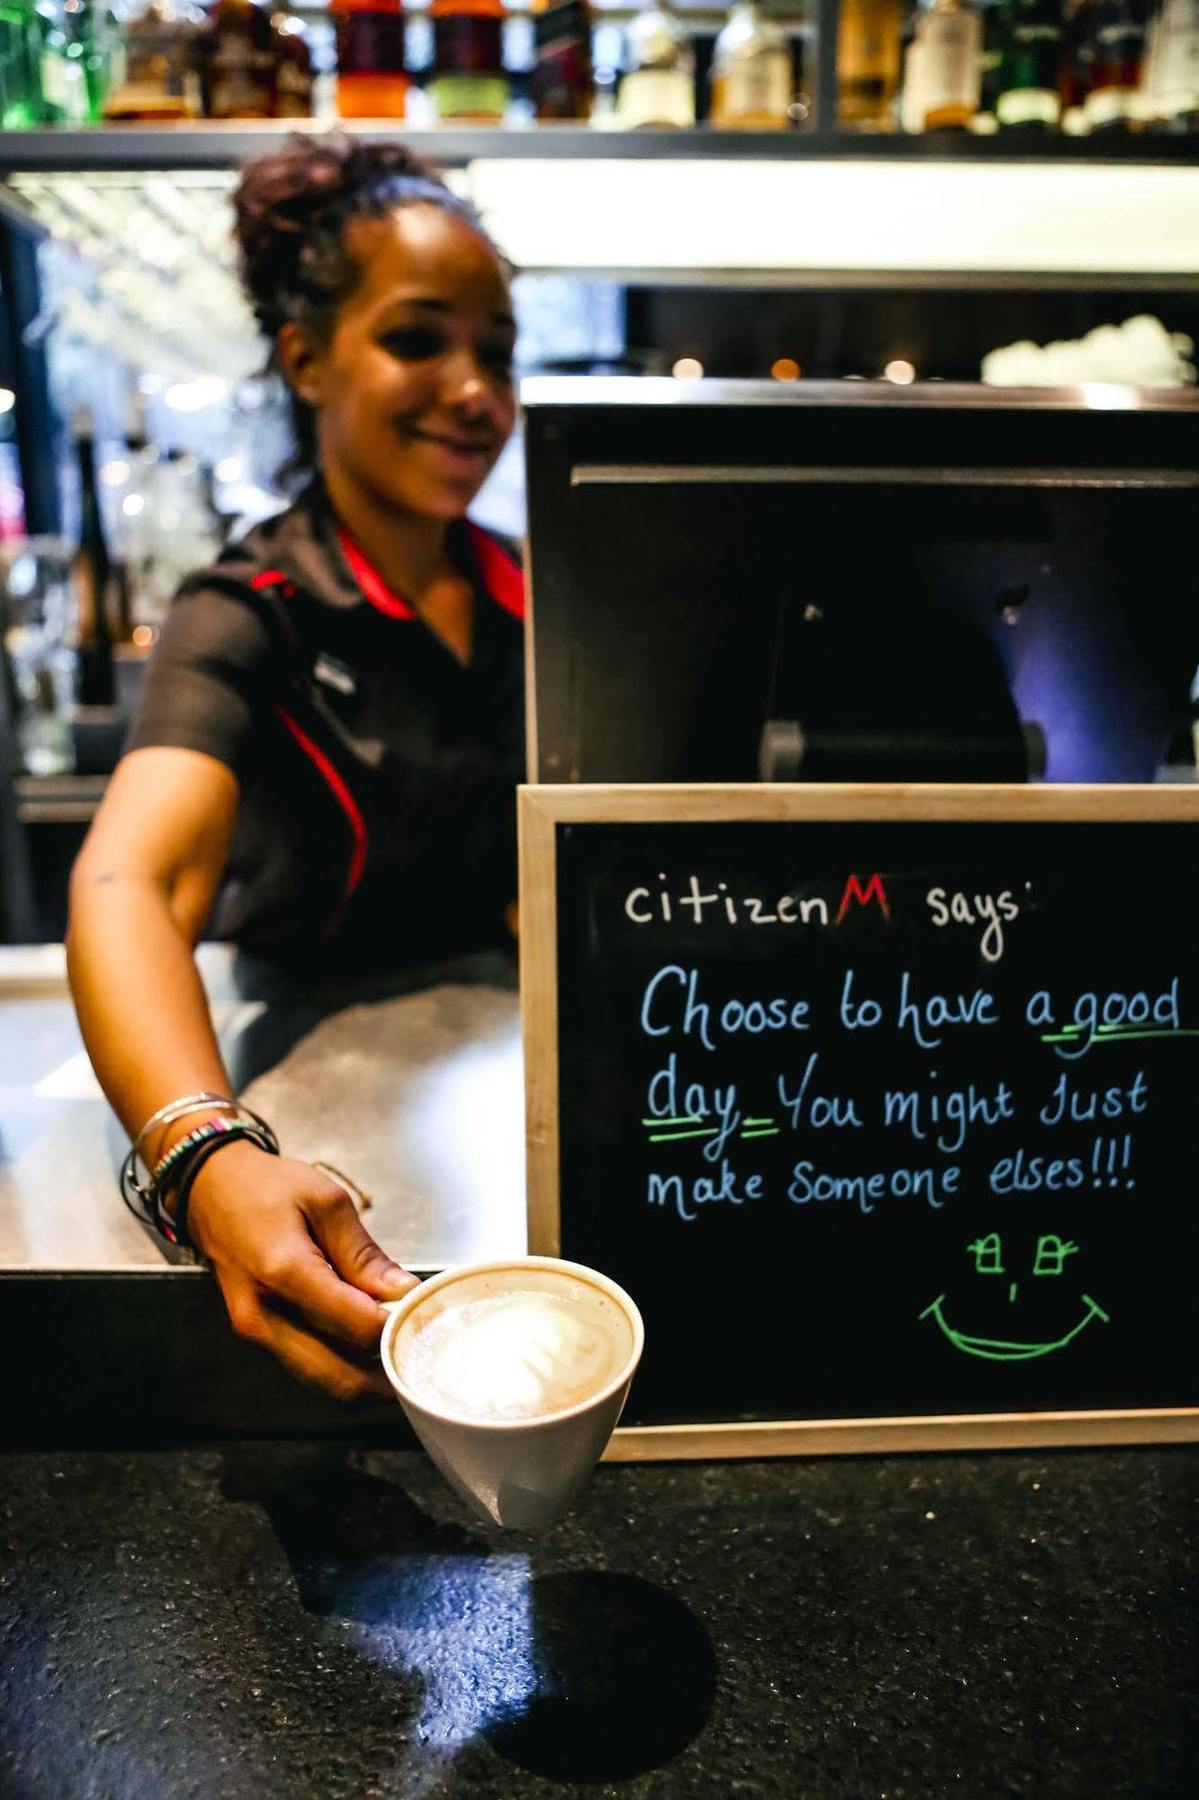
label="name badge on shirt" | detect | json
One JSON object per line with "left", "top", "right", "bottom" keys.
{"left": 313, "top": 653, "right": 358, "bottom": 699}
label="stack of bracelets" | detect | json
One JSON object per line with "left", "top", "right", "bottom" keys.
{"left": 120, "top": 1091, "right": 280, "bottom": 1251}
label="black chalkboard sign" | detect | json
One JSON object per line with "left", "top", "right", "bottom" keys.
{"left": 520, "top": 786, "right": 1199, "bottom": 1456}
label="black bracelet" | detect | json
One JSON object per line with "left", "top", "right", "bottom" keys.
{"left": 119, "top": 1103, "right": 278, "bottom": 1237}
{"left": 169, "top": 1123, "right": 279, "bottom": 1250}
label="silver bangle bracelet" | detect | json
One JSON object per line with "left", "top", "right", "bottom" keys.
{"left": 120, "top": 1099, "right": 279, "bottom": 1228}
{"left": 126, "top": 1094, "right": 278, "bottom": 1208}
{"left": 132, "top": 1090, "right": 238, "bottom": 1168}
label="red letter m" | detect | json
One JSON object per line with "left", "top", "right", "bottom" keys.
{"left": 835, "top": 872, "right": 890, "bottom": 924}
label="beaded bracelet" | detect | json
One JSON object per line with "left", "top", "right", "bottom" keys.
{"left": 119, "top": 1100, "right": 278, "bottom": 1237}
{"left": 169, "top": 1122, "right": 280, "bottom": 1251}
{"left": 132, "top": 1091, "right": 240, "bottom": 1169}
{"left": 123, "top": 1096, "right": 247, "bottom": 1213}
{"left": 153, "top": 1112, "right": 279, "bottom": 1245}
{"left": 151, "top": 1117, "right": 245, "bottom": 1195}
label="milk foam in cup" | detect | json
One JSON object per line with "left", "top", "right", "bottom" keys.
{"left": 380, "top": 1257, "right": 644, "bottom": 1529}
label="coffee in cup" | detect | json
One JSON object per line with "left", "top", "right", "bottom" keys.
{"left": 381, "top": 1257, "right": 644, "bottom": 1529}
{"left": 394, "top": 1266, "right": 635, "bottom": 1422}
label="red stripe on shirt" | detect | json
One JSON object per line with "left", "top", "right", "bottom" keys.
{"left": 337, "top": 520, "right": 524, "bottom": 623}
{"left": 275, "top": 706, "right": 368, "bottom": 938}
{"left": 468, "top": 522, "right": 525, "bottom": 621}
{"left": 336, "top": 526, "right": 416, "bottom": 620}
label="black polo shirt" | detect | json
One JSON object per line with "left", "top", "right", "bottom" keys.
{"left": 127, "top": 484, "right": 525, "bottom": 974}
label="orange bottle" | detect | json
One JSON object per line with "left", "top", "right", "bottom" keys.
{"left": 333, "top": 0, "right": 408, "bottom": 117}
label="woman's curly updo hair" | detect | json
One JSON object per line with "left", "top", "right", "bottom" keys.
{"left": 232, "top": 134, "right": 504, "bottom": 472}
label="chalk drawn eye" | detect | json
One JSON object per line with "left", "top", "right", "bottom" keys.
{"left": 967, "top": 1232, "right": 1004, "bottom": 1276}
{"left": 1033, "top": 1234, "right": 1079, "bottom": 1277}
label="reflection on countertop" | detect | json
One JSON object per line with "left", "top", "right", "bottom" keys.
{"left": 0, "top": 943, "right": 526, "bottom": 1270}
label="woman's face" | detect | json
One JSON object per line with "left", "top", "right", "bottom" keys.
{"left": 291, "top": 205, "right": 517, "bottom": 523}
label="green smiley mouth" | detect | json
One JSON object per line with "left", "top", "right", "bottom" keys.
{"left": 919, "top": 1293, "right": 1111, "bottom": 1361}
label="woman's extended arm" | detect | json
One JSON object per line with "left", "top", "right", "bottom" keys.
{"left": 68, "top": 747, "right": 241, "bottom": 1142}
{"left": 67, "top": 747, "right": 416, "bottom": 1400}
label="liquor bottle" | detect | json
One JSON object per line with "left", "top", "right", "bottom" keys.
{"left": 972, "top": 0, "right": 1006, "bottom": 126}
{"left": 73, "top": 421, "right": 115, "bottom": 710}
{"left": 902, "top": 0, "right": 981, "bottom": 128}
{"left": 1138, "top": 0, "right": 1199, "bottom": 127}
{"left": 618, "top": 0, "right": 694, "bottom": 125}
{"left": 427, "top": 0, "right": 508, "bottom": 120}
{"left": 104, "top": 0, "right": 202, "bottom": 118}
{"left": 710, "top": 0, "right": 791, "bottom": 126}
{"left": 1057, "top": 0, "right": 1094, "bottom": 125}
{"left": 137, "top": 449, "right": 221, "bottom": 633}
{"left": 333, "top": 0, "right": 407, "bottom": 116}
{"left": 80, "top": 0, "right": 120, "bottom": 116}
{"left": 899, "top": 13, "right": 928, "bottom": 126}
{"left": 837, "top": 0, "right": 902, "bottom": 127}
{"left": 0, "top": 0, "right": 43, "bottom": 125}
{"left": 1083, "top": 0, "right": 1148, "bottom": 127}
{"left": 37, "top": 0, "right": 115, "bottom": 120}
{"left": 198, "top": 0, "right": 277, "bottom": 116}
{"left": 530, "top": 0, "right": 592, "bottom": 119}
{"left": 36, "top": 0, "right": 85, "bottom": 121}
{"left": 271, "top": 7, "right": 312, "bottom": 111}
{"left": 996, "top": 0, "right": 1064, "bottom": 126}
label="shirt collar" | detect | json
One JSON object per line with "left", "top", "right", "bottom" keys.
{"left": 336, "top": 524, "right": 416, "bottom": 620}
{"left": 238, "top": 481, "right": 525, "bottom": 623}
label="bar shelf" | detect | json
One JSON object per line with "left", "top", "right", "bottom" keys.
{"left": 1, "top": 122, "right": 1197, "bottom": 172}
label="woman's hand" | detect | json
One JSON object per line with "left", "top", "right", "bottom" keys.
{"left": 186, "top": 1141, "right": 419, "bottom": 1403}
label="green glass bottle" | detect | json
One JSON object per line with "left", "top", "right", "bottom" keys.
{"left": 0, "top": 0, "right": 42, "bottom": 125}
{"left": 974, "top": 0, "right": 1008, "bottom": 127}
{"left": 37, "top": 0, "right": 115, "bottom": 121}
{"left": 996, "top": 0, "right": 1064, "bottom": 127}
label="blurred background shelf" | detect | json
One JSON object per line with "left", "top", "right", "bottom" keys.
{"left": 15, "top": 771, "right": 107, "bottom": 823}
{"left": 2, "top": 122, "right": 1199, "bottom": 168}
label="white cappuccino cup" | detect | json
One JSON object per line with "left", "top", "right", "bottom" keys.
{"left": 380, "top": 1257, "right": 644, "bottom": 1530}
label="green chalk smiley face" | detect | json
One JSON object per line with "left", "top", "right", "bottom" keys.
{"left": 920, "top": 1232, "right": 1110, "bottom": 1361}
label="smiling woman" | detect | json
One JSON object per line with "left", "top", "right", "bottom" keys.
{"left": 271, "top": 195, "right": 517, "bottom": 534}
{"left": 64, "top": 135, "right": 525, "bottom": 1405}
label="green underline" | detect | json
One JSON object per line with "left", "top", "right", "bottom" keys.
{"left": 1041, "top": 1028, "right": 1199, "bottom": 1045}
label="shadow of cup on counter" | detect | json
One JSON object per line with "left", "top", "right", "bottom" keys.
{"left": 486, "top": 1570, "right": 718, "bottom": 1783}
{"left": 380, "top": 1257, "right": 644, "bottom": 1531}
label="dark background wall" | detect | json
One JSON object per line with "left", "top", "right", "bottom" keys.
{"left": 626, "top": 282, "right": 1199, "bottom": 381}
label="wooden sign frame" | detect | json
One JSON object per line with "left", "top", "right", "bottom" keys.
{"left": 519, "top": 782, "right": 1199, "bottom": 1461}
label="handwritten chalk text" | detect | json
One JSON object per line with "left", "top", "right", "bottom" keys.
{"left": 925, "top": 886, "right": 1021, "bottom": 962}
{"left": 884, "top": 1076, "right": 1015, "bottom": 1152}
{"left": 1027, "top": 979, "right": 1181, "bottom": 1059}
{"left": 648, "top": 1160, "right": 764, "bottom": 1223}
{"left": 625, "top": 874, "right": 830, "bottom": 929}
{"left": 640, "top": 966, "right": 811, "bottom": 1052}
{"left": 788, "top": 1159, "right": 961, "bottom": 1214}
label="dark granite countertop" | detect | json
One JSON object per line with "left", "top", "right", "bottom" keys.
{"left": 1, "top": 1443, "right": 1195, "bottom": 1799}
